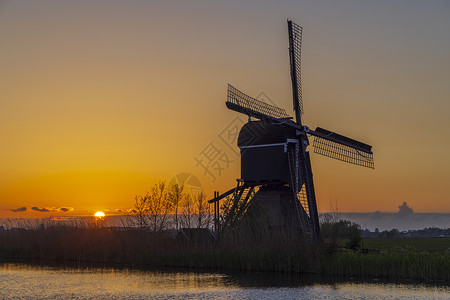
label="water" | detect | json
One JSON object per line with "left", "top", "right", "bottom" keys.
{"left": 0, "top": 263, "right": 449, "bottom": 299}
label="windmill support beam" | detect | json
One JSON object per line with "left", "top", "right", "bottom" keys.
{"left": 208, "top": 187, "right": 236, "bottom": 204}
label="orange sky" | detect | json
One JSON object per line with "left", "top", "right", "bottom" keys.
{"left": 1, "top": 1, "right": 449, "bottom": 217}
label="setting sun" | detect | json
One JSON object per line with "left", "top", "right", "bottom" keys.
{"left": 94, "top": 211, "right": 105, "bottom": 218}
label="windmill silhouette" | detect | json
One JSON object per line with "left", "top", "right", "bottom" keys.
{"left": 209, "top": 20, "right": 374, "bottom": 242}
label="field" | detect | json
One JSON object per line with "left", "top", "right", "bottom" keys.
{"left": 362, "top": 237, "right": 450, "bottom": 254}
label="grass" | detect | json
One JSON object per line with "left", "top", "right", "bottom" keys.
{"left": 320, "top": 237, "right": 450, "bottom": 281}
{"left": 320, "top": 250, "right": 450, "bottom": 282}
{"left": 0, "top": 222, "right": 317, "bottom": 272}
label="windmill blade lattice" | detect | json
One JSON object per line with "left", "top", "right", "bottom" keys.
{"left": 312, "top": 127, "right": 374, "bottom": 169}
{"left": 288, "top": 20, "right": 304, "bottom": 122}
{"left": 226, "top": 84, "right": 291, "bottom": 121}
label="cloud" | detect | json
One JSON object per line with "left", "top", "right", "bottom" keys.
{"left": 10, "top": 207, "right": 27, "bottom": 212}
{"left": 104, "top": 208, "right": 134, "bottom": 214}
{"left": 10, "top": 206, "right": 75, "bottom": 213}
{"left": 58, "top": 207, "right": 73, "bottom": 212}
{"left": 32, "top": 206, "right": 50, "bottom": 212}
{"left": 30, "top": 206, "right": 74, "bottom": 213}
{"left": 99, "top": 208, "right": 131, "bottom": 215}
{"left": 398, "top": 202, "right": 413, "bottom": 216}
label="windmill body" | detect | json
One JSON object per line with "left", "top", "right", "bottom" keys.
{"left": 238, "top": 121, "right": 295, "bottom": 184}
{"left": 209, "top": 20, "right": 374, "bottom": 242}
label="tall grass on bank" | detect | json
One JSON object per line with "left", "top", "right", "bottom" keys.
{"left": 321, "top": 251, "right": 450, "bottom": 281}
{"left": 1, "top": 225, "right": 449, "bottom": 281}
{"left": 0, "top": 219, "right": 316, "bottom": 274}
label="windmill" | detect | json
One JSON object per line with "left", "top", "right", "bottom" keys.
{"left": 209, "top": 20, "right": 374, "bottom": 242}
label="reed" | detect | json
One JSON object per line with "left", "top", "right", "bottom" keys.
{"left": 0, "top": 221, "right": 314, "bottom": 272}
{"left": 0, "top": 223, "right": 448, "bottom": 281}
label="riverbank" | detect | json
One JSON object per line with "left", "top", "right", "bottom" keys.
{"left": 0, "top": 226, "right": 448, "bottom": 281}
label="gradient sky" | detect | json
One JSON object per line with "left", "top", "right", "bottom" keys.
{"left": 1, "top": 0, "right": 449, "bottom": 217}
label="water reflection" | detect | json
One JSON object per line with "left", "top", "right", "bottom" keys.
{"left": 0, "top": 263, "right": 448, "bottom": 299}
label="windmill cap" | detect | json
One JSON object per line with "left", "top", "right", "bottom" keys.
{"left": 238, "top": 121, "right": 297, "bottom": 147}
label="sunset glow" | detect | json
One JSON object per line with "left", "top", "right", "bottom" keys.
{"left": 0, "top": 1, "right": 449, "bottom": 217}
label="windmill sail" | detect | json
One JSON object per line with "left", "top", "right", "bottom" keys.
{"left": 312, "top": 127, "right": 374, "bottom": 168}
{"left": 226, "top": 84, "right": 291, "bottom": 121}
{"left": 288, "top": 20, "right": 303, "bottom": 124}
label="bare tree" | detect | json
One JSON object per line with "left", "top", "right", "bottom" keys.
{"left": 133, "top": 193, "right": 150, "bottom": 229}
{"left": 147, "top": 182, "right": 172, "bottom": 232}
{"left": 195, "top": 192, "right": 212, "bottom": 229}
{"left": 180, "top": 194, "right": 194, "bottom": 229}
{"left": 132, "top": 183, "right": 210, "bottom": 231}
{"left": 169, "top": 184, "right": 184, "bottom": 231}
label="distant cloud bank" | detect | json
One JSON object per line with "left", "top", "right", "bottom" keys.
{"left": 9, "top": 207, "right": 27, "bottom": 213}
{"left": 32, "top": 207, "right": 49, "bottom": 212}
{"left": 6, "top": 206, "right": 74, "bottom": 213}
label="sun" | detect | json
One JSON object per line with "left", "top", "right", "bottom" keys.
{"left": 94, "top": 211, "right": 105, "bottom": 218}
